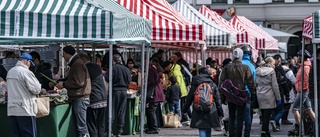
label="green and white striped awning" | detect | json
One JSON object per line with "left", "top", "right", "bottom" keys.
{"left": 313, "top": 10, "right": 320, "bottom": 43}
{"left": 85, "top": 0, "right": 152, "bottom": 42}
{"left": 0, "top": 0, "right": 151, "bottom": 44}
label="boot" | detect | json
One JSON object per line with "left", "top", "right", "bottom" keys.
{"left": 288, "top": 124, "right": 299, "bottom": 135}
{"left": 266, "top": 131, "right": 271, "bottom": 137}
{"left": 261, "top": 131, "right": 268, "bottom": 137}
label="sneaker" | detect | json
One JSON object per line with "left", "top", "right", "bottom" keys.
{"left": 270, "top": 121, "right": 276, "bottom": 132}
{"left": 275, "top": 125, "right": 280, "bottom": 131}
{"left": 281, "top": 120, "right": 293, "bottom": 125}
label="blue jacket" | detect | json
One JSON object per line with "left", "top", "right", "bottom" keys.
{"left": 242, "top": 54, "right": 256, "bottom": 94}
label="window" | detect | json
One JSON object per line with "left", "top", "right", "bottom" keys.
{"left": 233, "top": 0, "right": 249, "bottom": 2}
{"left": 212, "top": 0, "right": 226, "bottom": 3}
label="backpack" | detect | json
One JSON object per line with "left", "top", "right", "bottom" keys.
{"left": 193, "top": 82, "right": 214, "bottom": 112}
{"left": 275, "top": 67, "right": 292, "bottom": 99}
{"left": 284, "top": 69, "right": 293, "bottom": 91}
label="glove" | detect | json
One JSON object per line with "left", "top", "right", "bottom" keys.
{"left": 276, "top": 100, "right": 281, "bottom": 106}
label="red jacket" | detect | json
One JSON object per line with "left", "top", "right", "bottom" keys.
{"left": 295, "top": 60, "right": 311, "bottom": 92}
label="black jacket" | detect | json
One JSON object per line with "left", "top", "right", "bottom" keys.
{"left": 0, "top": 65, "right": 7, "bottom": 81}
{"left": 182, "top": 74, "right": 223, "bottom": 129}
{"left": 177, "top": 58, "right": 190, "bottom": 70}
{"left": 309, "top": 59, "right": 320, "bottom": 99}
{"left": 106, "top": 63, "right": 131, "bottom": 91}
{"left": 30, "top": 62, "right": 53, "bottom": 90}
{"left": 86, "top": 63, "right": 107, "bottom": 104}
{"left": 166, "top": 84, "right": 181, "bottom": 103}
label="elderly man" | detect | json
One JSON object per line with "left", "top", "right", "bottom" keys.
{"left": 7, "top": 52, "right": 41, "bottom": 137}
{"left": 56, "top": 46, "right": 91, "bottom": 137}
{"left": 105, "top": 54, "right": 131, "bottom": 137}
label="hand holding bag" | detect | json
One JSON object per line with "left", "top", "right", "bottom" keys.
{"left": 162, "top": 112, "right": 180, "bottom": 128}
{"left": 36, "top": 97, "right": 50, "bottom": 118}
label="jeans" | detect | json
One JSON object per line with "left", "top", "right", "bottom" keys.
{"left": 146, "top": 102, "right": 159, "bottom": 131}
{"left": 244, "top": 96, "right": 252, "bottom": 137}
{"left": 10, "top": 116, "right": 37, "bottom": 137}
{"left": 261, "top": 109, "right": 273, "bottom": 132}
{"left": 72, "top": 98, "right": 90, "bottom": 137}
{"left": 199, "top": 128, "right": 211, "bottom": 137}
{"left": 87, "top": 107, "right": 107, "bottom": 137}
{"left": 169, "top": 100, "right": 181, "bottom": 118}
{"left": 272, "top": 108, "right": 284, "bottom": 126}
{"left": 228, "top": 102, "right": 245, "bottom": 137}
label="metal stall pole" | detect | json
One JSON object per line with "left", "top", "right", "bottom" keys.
{"left": 195, "top": 44, "right": 199, "bottom": 75}
{"left": 140, "top": 44, "right": 146, "bottom": 137}
{"left": 299, "top": 39, "right": 305, "bottom": 137}
{"left": 61, "top": 43, "right": 65, "bottom": 78}
{"left": 313, "top": 43, "right": 319, "bottom": 137}
{"left": 201, "top": 44, "right": 205, "bottom": 66}
{"left": 142, "top": 45, "right": 151, "bottom": 136}
{"left": 76, "top": 43, "right": 80, "bottom": 53}
{"left": 93, "top": 45, "right": 96, "bottom": 64}
{"left": 108, "top": 45, "right": 113, "bottom": 137}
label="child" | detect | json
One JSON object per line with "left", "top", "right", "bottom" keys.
{"left": 166, "top": 76, "right": 182, "bottom": 118}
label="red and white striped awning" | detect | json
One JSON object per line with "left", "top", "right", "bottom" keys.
{"left": 116, "top": 0, "right": 205, "bottom": 49}
{"left": 302, "top": 15, "right": 313, "bottom": 40}
{"left": 199, "top": 6, "right": 249, "bottom": 46}
{"left": 230, "top": 16, "right": 278, "bottom": 51}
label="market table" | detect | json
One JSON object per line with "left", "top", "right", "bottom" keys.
{"left": 0, "top": 103, "right": 76, "bottom": 137}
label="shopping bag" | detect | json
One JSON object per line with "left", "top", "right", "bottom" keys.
{"left": 162, "top": 112, "right": 180, "bottom": 128}
{"left": 36, "top": 97, "right": 50, "bottom": 118}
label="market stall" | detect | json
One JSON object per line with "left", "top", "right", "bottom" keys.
{"left": 0, "top": 0, "right": 152, "bottom": 137}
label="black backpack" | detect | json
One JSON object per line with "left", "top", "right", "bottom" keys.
{"left": 275, "top": 67, "right": 292, "bottom": 99}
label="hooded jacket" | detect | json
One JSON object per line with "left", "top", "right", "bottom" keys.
{"left": 256, "top": 66, "right": 281, "bottom": 109}
{"left": 182, "top": 74, "right": 223, "bottom": 128}
{"left": 7, "top": 61, "right": 41, "bottom": 116}
{"left": 147, "top": 65, "right": 165, "bottom": 103}
{"left": 169, "top": 64, "right": 188, "bottom": 97}
{"left": 242, "top": 54, "right": 256, "bottom": 94}
{"left": 85, "top": 62, "right": 107, "bottom": 104}
{"left": 295, "top": 60, "right": 312, "bottom": 93}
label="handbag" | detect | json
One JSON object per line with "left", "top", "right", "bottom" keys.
{"left": 146, "top": 86, "right": 155, "bottom": 100}
{"left": 162, "top": 112, "right": 180, "bottom": 128}
{"left": 36, "top": 97, "right": 50, "bottom": 118}
{"left": 220, "top": 79, "right": 247, "bottom": 105}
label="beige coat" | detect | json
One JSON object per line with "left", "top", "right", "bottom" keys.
{"left": 256, "top": 66, "right": 281, "bottom": 109}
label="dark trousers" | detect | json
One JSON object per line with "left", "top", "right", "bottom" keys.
{"left": 10, "top": 116, "right": 36, "bottom": 137}
{"left": 282, "top": 103, "right": 291, "bottom": 121}
{"left": 112, "top": 90, "right": 127, "bottom": 135}
{"left": 228, "top": 102, "right": 245, "bottom": 137}
{"left": 146, "top": 102, "right": 159, "bottom": 131}
{"left": 261, "top": 109, "right": 273, "bottom": 132}
{"left": 181, "top": 96, "right": 192, "bottom": 122}
{"left": 87, "top": 107, "right": 107, "bottom": 137}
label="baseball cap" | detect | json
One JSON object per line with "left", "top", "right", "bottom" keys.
{"left": 20, "top": 53, "right": 35, "bottom": 67}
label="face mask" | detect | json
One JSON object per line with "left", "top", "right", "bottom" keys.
{"left": 128, "top": 64, "right": 134, "bottom": 68}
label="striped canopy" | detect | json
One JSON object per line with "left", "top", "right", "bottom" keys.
{"left": 117, "top": 0, "right": 205, "bottom": 49}
{"left": 172, "top": 0, "right": 235, "bottom": 47}
{"left": 313, "top": 11, "right": 320, "bottom": 43}
{"left": 230, "top": 16, "right": 278, "bottom": 51}
{"left": 303, "top": 15, "right": 313, "bottom": 40}
{"left": 0, "top": 0, "right": 151, "bottom": 44}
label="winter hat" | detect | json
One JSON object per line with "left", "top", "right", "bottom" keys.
{"left": 63, "top": 45, "right": 76, "bottom": 55}
{"left": 222, "top": 58, "right": 232, "bottom": 67}
{"left": 233, "top": 48, "right": 243, "bottom": 59}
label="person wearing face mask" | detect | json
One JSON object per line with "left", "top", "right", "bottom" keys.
{"left": 256, "top": 57, "right": 281, "bottom": 137}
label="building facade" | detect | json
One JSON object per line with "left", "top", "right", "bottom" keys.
{"left": 168, "top": 0, "right": 320, "bottom": 57}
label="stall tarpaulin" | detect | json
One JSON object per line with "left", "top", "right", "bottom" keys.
{"left": 0, "top": 0, "right": 151, "bottom": 44}
{"left": 180, "top": 49, "right": 231, "bottom": 65}
{"left": 116, "top": 0, "right": 206, "bottom": 49}
{"left": 172, "top": 0, "right": 234, "bottom": 47}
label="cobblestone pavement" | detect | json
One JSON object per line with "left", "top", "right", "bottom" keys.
{"left": 122, "top": 113, "right": 296, "bottom": 137}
